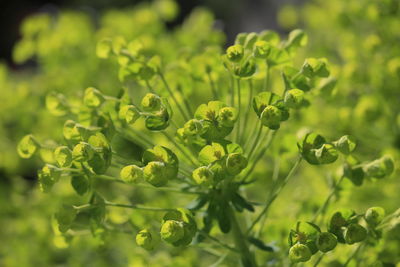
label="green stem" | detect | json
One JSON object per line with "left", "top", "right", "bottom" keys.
{"left": 229, "top": 205, "right": 257, "bottom": 267}
{"left": 105, "top": 202, "right": 174, "bottom": 212}
{"left": 207, "top": 70, "right": 219, "bottom": 100}
{"left": 236, "top": 78, "right": 242, "bottom": 143}
{"left": 159, "top": 72, "right": 191, "bottom": 121}
{"left": 199, "top": 230, "right": 239, "bottom": 254}
{"left": 240, "top": 80, "right": 254, "bottom": 145}
{"left": 145, "top": 80, "right": 155, "bottom": 93}
{"left": 343, "top": 243, "right": 363, "bottom": 267}
{"left": 246, "top": 156, "right": 302, "bottom": 234}
{"left": 313, "top": 253, "right": 325, "bottom": 267}
{"left": 246, "top": 123, "right": 264, "bottom": 160}
{"left": 160, "top": 131, "right": 198, "bottom": 167}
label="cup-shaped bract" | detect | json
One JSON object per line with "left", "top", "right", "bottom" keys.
{"left": 141, "top": 93, "right": 161, "bottom": 112}
{"left": 284, "top": 89, "right": 304, "bottom": 109}
{"left": 136, "top": 229, "right": 155, "bottom": 251}
{"left": 315, "top": 143, "right": 338, "bottom": 164}
{"left": 253, "top": 40, "right": 271, "bottom": 59}
{"left": 233, "top": 59, "right": 256, "bottom": 78}
{"left": 226, "top": 44, "right": 244, "bottom": 62}
{"left": 161, "top": 208, "right": 197, "bottom": 247}
{"left": 143, "top": 161, "right": 169, "bottom": 187}
{"left": 192, "top": 166, "right": 214, "bottom": 186}
{"left": 289, "top": 243, "right": 312, "bottom": 263}
{"left": 119, "top": 105, "right": 140, "bottom": 124}
{"left": 38, "top": 164, "right": 61, "bottom": 192}
{"left": 183, "top": 119, "right": 204, "bottom": 136}
{"left": 120, "top": 165, "right": 143, "bottom": 184}
{"left": 45, "top": 92, "right": 69, "bottom": 116}
{"left": 72, "top": 142, "right": 95, "bottom": 162}
{"left": 226, "top": 153, "right": 248, "bottom": 176}
{"left": 54, "top": 146, "right": 73, "bottom": 167}
{"left": 83, "top": 87, "right": 105, "bottom": 108}
{"left": 301, "top": 58, "right": 329, "bottom": 78}
{"left": 17, "top": 134, "right": 39, "bottom": 159}
{"left": 317, "top": 232, "right": 337, "bottom": 253}
{"left": 333, "top": 135, "right": 356, "bottom": 155}
{"left": 260, "top": 105, "right": 282, "bottom": 129}
{"left": 344, "top": 223, "right": 367, "bottom": 244}
{"left": 363, "top": 156, "right": 395, "bottom": 179}
{"left": 365, "top": 207, "right": 385, "bottom": 227}
{"left": 160, "top": 220, "right": 185, "bottom": 243}
{"left": 218, "top": 107, "right": 238, "bottom": 127}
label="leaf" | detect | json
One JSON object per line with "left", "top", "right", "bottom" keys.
{"left": 187, "top": 195, "right": 209, "bottom": 211}
{"left": 71, "top": 175, "right": 90, "bottom": 196}
{"left": 232, "top": 193, "right": 255, "bottom": 212}
{"left": 226, "top": 143, "right": 243, "bottom": 154}
{"left": 248, "top": 236, "right": 274, "bottom": 252}
{"left": 217, "top": 203, "right": 231, "bottom": 233}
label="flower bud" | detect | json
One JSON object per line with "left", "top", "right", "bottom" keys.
{"left": 365, "top": 207, "right": 385, "bottom": 227}
{"left": 17, "top": 134, "right": 40, "bottom": 159}
{"left": 226, "top": 44, "right": 244, "bottom": 62}
{"left": 160, "top": 220, "right": 184, "bottom": 243}
{"left": 141, "top": 93, "right": 161, "bottom": 112}
{"left": 136, "top": 229, "right": 155, "bottom": 250}
{"left": 119, "top": 105, "right": 140, "bottom": 124}
{"left": 253, "top": 40, "right": 271, "bottom": 59}
{"left": 226, "top": 153, "right": 248, "bottom": 175}
{"left": 45, "top": 92, "right": 69, "bottom": 116}
{"left": 301, "top": 58, "right": 329, "bottom": 78}
{"left": 317, "top": 232, "right": 337, "bottom": 253}
{"left": 260, "top": 105, "right": 282, "bottom": 129}
{"left": 83, "top": 87, "right": 105, "bottom": 108}
{"left": 183, "top": 119, "right": 204, "bottom": 136}
{"left": 192, "top": 166, "right": 214, "bottom": 185}
{"left": 289, "top": 243, "right": 312, "bottom": 263}
{"left": 333, "top": 135, "right": 356, "bottom": 155}
{"left": 363, "top": 156, "right": 395, "bottom": 179}
{"left": 120, "top": 165, "right": 143, "bottom": 184}
{"left": 344, "top": 223, "right": 367, "bottom": 244}
{"left": 72, "top": 142, "right": 95, "bottom": 162}
{"left": 218, "top": 107, "right": 238, "bottom": 127}
{"left": 54, "top": 146, "right": 72, "bottom": 167}
{"left": 284, "top": 89, "right": 304, "bottom": 109}
{"left": 234, "top": 60, "right": 256, "bottom": 78}
{"left": 143, "top": 161, "right": 168, "bottom": 187}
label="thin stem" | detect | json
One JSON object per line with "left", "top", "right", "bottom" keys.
{"left": 343, "top": 243, "right": 363, "bottom": 267}
{"left": 230, "top": 74, "right": 235, "bottom": 106}
{"left": 199, "top": 230, "right": 239, "bottom": 254}
{"left": 105, "top": 202, "right": 174, "bottom": 212}
{"left": 264, "top": 62, "right": 270, "bottom": 91}
{"left": 160, "top": 131, "right": 198, "bottom": 167}
{"left": 176, "top": 84, "right": 194, "bottom": 117}
{"left": 236, "top": 78, "right": 242, "bottom": 143}
{"left": 246, "top": 156, "right": 302, "bottom": 234}
{"left": 311, "top": 175, "right": 345, "bottom": 224}
{"left": 240, "top": 79, "right": 254, "bottom": 145}
{"left": 313, "top": 253, "right": 325, "bottom": 267}
{"left": 145, "top": 80, "right": 155, "bottom": 93}
{"left": 158, "top": 72, "right": 191, "bottom": 121}
{"left": 207, "top": 70, "right": 219, "bottom": 100}
{"left": 246, "top": 123, "right": 264, "bottom": 160}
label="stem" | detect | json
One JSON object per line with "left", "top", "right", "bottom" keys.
{"left": 343, "top": 243, "right": 363, "bottom": 267}
{"left": 145, "top": 80, "right": 155, "bottom": 93}
{"left": 236, "top": 78, "right": 241, "bottom": 144}
{"left": 313, "top": 253, "right": 325, "bottom": 267}
{"left": 246, "top": 123, "right": 264, "bottom": 160}
{"left": 159, "top": 72, "right": 191, "bottom": 121}
{"left": 160, "top": 131, "right": 198, "bottom": 167}
{"left": 199, "top": 230, "right": 239, "bottom": 254}
{"left": 246, "top": 156, "right": 302, "bottom": 234}
{"left": 229, "top": 205, "right": 257, "bottom": 267}
{"left": 207, "top": 70, "right": 219, "bottom": 100}
{"left": 176, "top": 84, "right": 194, "bottom": 117}
{"left": 264, "top": 62, "right": 270, "bottom": 91}
{"left": 105, "top": 202, "right": 174, "bottom": 212}
{"left": 311, "top": 175, "right": 345, "bottom": 224}
{"left": 240, "top": 80, "right": 254, "bottom": 145}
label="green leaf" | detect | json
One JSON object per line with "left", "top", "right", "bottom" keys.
{"left": 71, "top": 175, "right": 90, "bottom": 196}
{"left": 217, "top": 203, "right": 231, "bottom": 233}
{"left": 248, "top": 236, "right": 274, "bottom": 252}
{"left": 232, "top": 193, "right": 254, "bottom": 212}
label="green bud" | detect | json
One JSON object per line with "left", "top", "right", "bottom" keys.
{"left": 183, "top": 119, "right": 204, "bottom": 136}
{"left": 218, "top": 107, "right": 238, "bottom": 127}
{"left": 365, "top": 207, "right": 385, "bottom": 227}
{"left": 329, "top": 209, "right": 355, "bottom": 229}
{"left": 234, "top": 59, "right": 256, "bottom": 78}
{"left": 120, "top": 165, "right": 143, "bottom": 184}
{"left": 333, "top": 135, "right": 356, "bottom": 155}
{"left": 317, "top": 232, "right": 337, "bottom": 253}
{"left": 160, "top": 220, "right": 184, "bottom": 243}
{"left": 192, "top": 166, "right": 214, "bottom": 186}
{"left": 45, "top": 92, "right": 69, "bottom": 116}
{"left": 226, "top": 153, "right": 248, "bottom": 176}
{"left": 344, "top": 224, "right": 367, "bottom": 244}
{"left": 83, "top": 87, "right": 105, "bottom": 108}
{"left": 315, "top": 144, "right": 338, "bottom": 164}
{"left": 54, "top": 146, "right": 73, "bottom": 168}
{"left": 72, "top": 142, "right": 95, "bottom": 162}
{"left": 38, "top": 164, "right": 61, "bottom": 192}
{"left": 301, "top": 58, "right": 330, "bottom": 78}
{"left": 363, "top": 156, "right": 395, "bottom": 179}
{"left": 136, "top": 229, "right": 155, "bottom": 250}
{"left": 289, "top": 243, "right": 312, "bottom": 263}
{"left": 17, "top": 134, "right": 40, "bottom": 159}
{"left": 143, "top": 161, "right": 168, "bottom": 187}
{"left": 226, "top": 44, "right": 244, "bottom": 62}
{"left": 253, "top": 40, "right": 271, "bottom": 59}
{"left": 141, "top": 93, "right": 161, "bottom": 112}
{"left": 260, "top": 105, "right": 282, "bottom": 129}
{"left": 284, "top": 89, "right": 304, "bottom": 109}
{"left": 119, "top": 105, "right": 141, "bottom": 124}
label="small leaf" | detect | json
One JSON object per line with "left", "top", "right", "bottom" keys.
{"left": 71, "top": 175, "right": 90, "bottom": 196}
{"left": 248, "top": 236, "right": 274, "bottom": 252}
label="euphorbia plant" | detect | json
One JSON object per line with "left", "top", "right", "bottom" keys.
{"left": 18, "top": 26, "right": 396, "bottom": 267}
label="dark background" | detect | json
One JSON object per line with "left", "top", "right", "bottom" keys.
{"left": 0, "top": 0, "right": 302, "bottom": 67}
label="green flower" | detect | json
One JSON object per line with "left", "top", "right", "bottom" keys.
{"left": 83, "top": 87, "right": 105, "bottom": 108}
{"left": 183, "top": 119, "right": 204, "bottom": 136}
{"left": 120, "top": 165, "right": 143, "bottom": 184}
{"left": 344, "top": 223, "right": 367, "bottom": 244}
{"left": 253, "top": 40, "right": 271, "bottom": 59}
{"left": 45, "top": 92, "right": 69, "bottom": 116}
{"left": 17, "top": 134, "right": 40, "bottom": 159}
{"left": 119, "top": 105, "right": 141, "bottom": 124}
{"left": 192, "top": 166, "right": 214, "bottom": 185}
{"left": 218, "top": 107, "right": 238, "bottom": 127}
{"left": 38, "top": 164, "right": 61, "bottom": 192}
{"left": 54, "top": 146, "right": 73, "bottom": 167}
{"left": 160, "top": 220, "right": 185, "bottom": 243}
{"left": 143, "top": 161, "right": 169, "bottom": 187}
{"left": 136, "top": 229, "right": 155, "bottom": 250}
{"left": 226, "top": 153, "right": 248, "bottom": 176}
{"left": 289, "top": 243, "right": 311, "bottom": 263}
{"left": 141, "top": 93, "right": 161, "bottom": 112}
{"left": 284, "top": 89, "right": 304, "bottom": 109}
{"left": 365, "top": 207, "right": 385, "bottom": 227}
{"left": 260, "top": 105, "right": 282, "bottom": 129}
{"left": 72, "top": 142, "right": 95, "bottom": 162}
{"left": 317, "top": 232, "right": 337, "bottom": 253}
{"left": 226, "top": 44, "right": 244, "bottom": 62}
